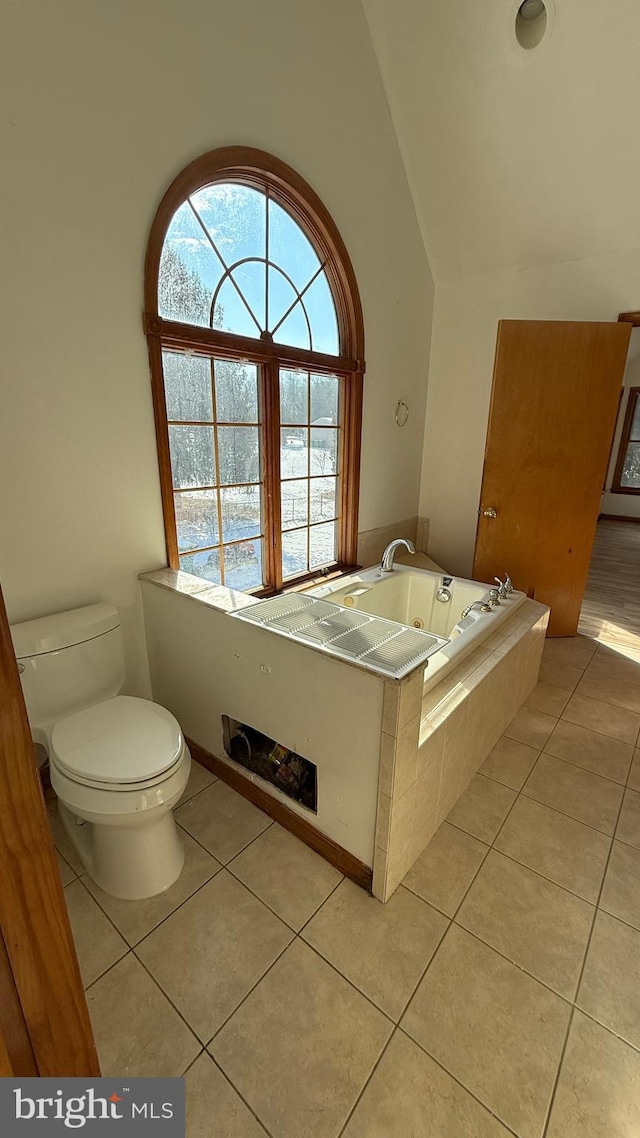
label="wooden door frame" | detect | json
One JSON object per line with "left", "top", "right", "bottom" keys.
{"left": 0, "top": 581, "right": 99, "bottom": 1076}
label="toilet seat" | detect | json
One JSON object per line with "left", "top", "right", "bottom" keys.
{"left": 51, "top": 695, "right": 184, "bottom": 788}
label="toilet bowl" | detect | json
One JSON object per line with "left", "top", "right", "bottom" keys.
{"left": 11, "top": 603, "right": 192, "bottom": 901}
{"left": 50, "top": 695, "right": 190, "bottom": 900}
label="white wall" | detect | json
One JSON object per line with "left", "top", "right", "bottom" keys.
{"left": 602, "top": 328, "right": 640, "bottom": 519}
{"left": 141, "top": 583, "right": 384, "bottom": 864}
{"left": 0, "top": 0, "right": 434, "bottom": 693}
{"left": 362, "top": 0, "right": 640, "bottom": 573}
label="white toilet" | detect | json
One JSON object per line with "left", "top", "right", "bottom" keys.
{"left": 11, "top": 603, "right": 191, "bottom": 901}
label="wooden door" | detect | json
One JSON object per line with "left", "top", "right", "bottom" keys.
{"left": 473, "top": 320, "right": 631, "bottom": 636}
{"left": 0, "top": 581, "right": 100, "bottom": 1075}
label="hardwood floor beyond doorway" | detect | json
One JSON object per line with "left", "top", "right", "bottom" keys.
{"left": 578, "top": 520, "right": 640, "bottom": 651}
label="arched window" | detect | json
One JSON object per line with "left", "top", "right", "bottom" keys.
{"left": 145, "top": 147, "right": 364, "bottom": 594}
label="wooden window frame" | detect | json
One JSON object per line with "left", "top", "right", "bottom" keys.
{"left": 611, "top": 387, "right": 640, "bottom": 495}
{"left": 144, "top": 147, "right": 365, "bottom": 594}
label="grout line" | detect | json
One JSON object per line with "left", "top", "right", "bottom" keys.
{"left": 131, "top": 951, "right": 209, "bottom": 1048}
{"left": 487, "top": 845, "right": 603, "bottom": 908}
{"left": 296, "top": 874, "right": 345, "bottom": 935}
{"left": 205, "top": 939, "right": 295, "bottom": 1050}
{"left": 397, "top": 1026, "right": 521, "bottom": 1137}
{"left": 180, "top": 1048, "right": 205, "bottom": 1077}
{"left": 572, "top": 1006, "right": 640, "bottom": 1058}
{"left": 207, "top": 1054, "right": 275, "bottom": 1138}
{"left": 335, "top": 1026, "right": 397, "bottom": 1138}
{"left": 82, "top": 844, "right": 221, "bottom": 950}
{"left": 539, "top": 734, "right": 631, "bottom": 1138}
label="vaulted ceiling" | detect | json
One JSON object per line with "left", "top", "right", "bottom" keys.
{"left": 362, "top": 0, "right": 640, "bottom": 283}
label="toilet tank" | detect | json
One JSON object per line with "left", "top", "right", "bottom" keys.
{"left": 11, "top": 604, "right": 125, "bottom": 744}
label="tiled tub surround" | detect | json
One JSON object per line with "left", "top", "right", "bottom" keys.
{"left": 374, "top": 599, "right": 549, "bottom": 902}
{"left": 140, "top": 569, "right": 547, "bottom": 905}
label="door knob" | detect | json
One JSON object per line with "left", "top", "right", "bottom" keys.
{"left": 482, "top": 507, "right": 498, "bottom": 518}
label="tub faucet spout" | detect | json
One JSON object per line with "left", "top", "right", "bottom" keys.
{"left": 461, "top": 600, "right": 492, "bottom": 618}
{"left": 380, "top": 538, "right": 416, "bottom": 573}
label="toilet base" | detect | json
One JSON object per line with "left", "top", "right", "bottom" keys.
{"left": 59, "top": 802, "right": 185, "bottom": 900}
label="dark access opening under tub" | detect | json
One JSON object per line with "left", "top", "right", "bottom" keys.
{"left": 222, "top": 716, "right": 318, "bottom": 813}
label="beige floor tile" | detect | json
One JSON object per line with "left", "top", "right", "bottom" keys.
{"left": 136, "top": 870, "right": 292, "bottom": 1042}
{"left": 616, "top": 788, "right": 640, "bottom": 849}
{"left": 542, "top": 637, "right": 596, "bottom": 671}
{"left": 176, "top": 781, "right": 271, "bottom": 863}
{"left": 446, "top": 774, "right": 517, "bottom": 844}
{"left": 63, "top": 879, "right": 128, "bottom": 987}
{"left": 628, "top": 749, "right": 640, "bottom": 792}
{"left": 575, "top": 670, "right": 640, "bottom": 716}
{"left": 49, "top": 807, "right": 84, "bottom": 874}
{"left": 523, "top": 753, "right": 623, "bottom": 835}
{"left": 228, "top": 823, "right": 342, "bottom": 931}
{"left": 494, "top": 796, "right": 611, "bottom": 903}
{"left": 539, "top": 659, "right": 586, "bottom": 692}
{"left": 303, "top": 880, "right": 447, "bottom": 1020}
{"left": 562, "top": 693, "right": 640, "bottom": 746}
{"left": 87, "top": 954, "right": 200, "bottom": 1077}
{"left": 593, "top": 641, "right": 640, "bottom": 672}
{"left": 403, "top": 821, "right": 489, "bottom": 916}
{"left": 480, "top": 736, "right": 540, "bottom": 790}
{"left": 600, "top": 841, "right": 640, "bottom": 931}
{"left": 343, "top": 1028, "right": 511, "bottom": 1138}
{"left": 546, "top": 1010, "right": 640, "bottom": 1138}
{"left": 456, "top": 850, "right": 593, "bottom": 999}
{"left": 526, "top": 681, "right": 572, "bottom": 717}
{"left": 578, "top": 911, "right": 640, "bottom": 1050}
{"left": 180, "top": 758, "right": 217, "bottom": 805}
{"left": 504, "top": 706, "right": 557, "bottom": 749}
{"left": 56, "top": 850, "right": 76, "bottom": 887}
{"left": 83, "top": 831, "right": 221, "bottom": 945}
{"left": 544, "top": 720, "right": 633, "bottom": 785}
{"left": 211, "top": 939, "right": 392, "bottom": 1138}
{"left": 401, "top": 924, "right": 571, "bottom": 1138}
{"left": 185, "top": 1053, "right": 265, "bottom": 1138}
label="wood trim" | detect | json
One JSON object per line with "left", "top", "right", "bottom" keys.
{"left": 144, "top": 316, "right": 362, "bottom": 376}
{"left": 598, "top": 513, "right": 640, "bottom": 523}
{"left": 0, "top": 582, "right": 100, "bottom": 1076}
{"left": 0, "top": 1022, "right": 14, "bottom": 1077}
{"left": 0, "top": 929, "right": 36, "bottom": 1076}
{"left": 618, "top": 311, "right": 640, "bottom": 327}
{"left": 147, "top": 334, "right": 179, "bottom": 566}
{"left": 144, "top": 146, "right": 364, "bottom": 362}
{"left": 186, "top": 737, "right": 373, "bottom": 893}
{"left": 340, "top": 370, "right": 364, "bottom": 566}
{"left": 263, "top": 358, "right": 283, "bottom": 592}
{"left": 611, "top": 387, "right": 640, "bottom": 495}
{"left": 144, "top": 147, "right": 364, "bottom": 587}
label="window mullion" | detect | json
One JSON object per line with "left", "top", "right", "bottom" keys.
{"left": 263, "top": 358, "right": 283, "bottom": 590}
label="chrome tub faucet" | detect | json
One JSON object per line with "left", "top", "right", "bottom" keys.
{"left": 380, "top": 538, "right": 416, "bottom": 573}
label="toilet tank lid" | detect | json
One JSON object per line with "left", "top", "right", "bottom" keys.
{"left": 11, "top": 604, "right": 120, "bottom": 659}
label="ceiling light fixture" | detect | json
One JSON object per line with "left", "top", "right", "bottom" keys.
{"left": 515, "top": 0, "right": 548, "bottom": 49}
{"left": 518, "top": 0, "right": 545, "bottom": 20}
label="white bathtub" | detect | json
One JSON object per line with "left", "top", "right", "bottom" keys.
{"left": 309, "top": 565, "right": 527, "bottom": 690}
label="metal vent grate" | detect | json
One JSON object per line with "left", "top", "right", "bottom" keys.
{"left": 363, "top": 629, "right": 443, "bottom": 672}
{"left": 236, "top": 594, "right": 316, "bottom": 625}
{"left": 230, "top": 593, "right": 448, "bottom": 678}
{"left": 295, "top": 610, "right": 370, "bottom": 644}
{"left": 328, "top": 621, "right": 398, "bottom": 656}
